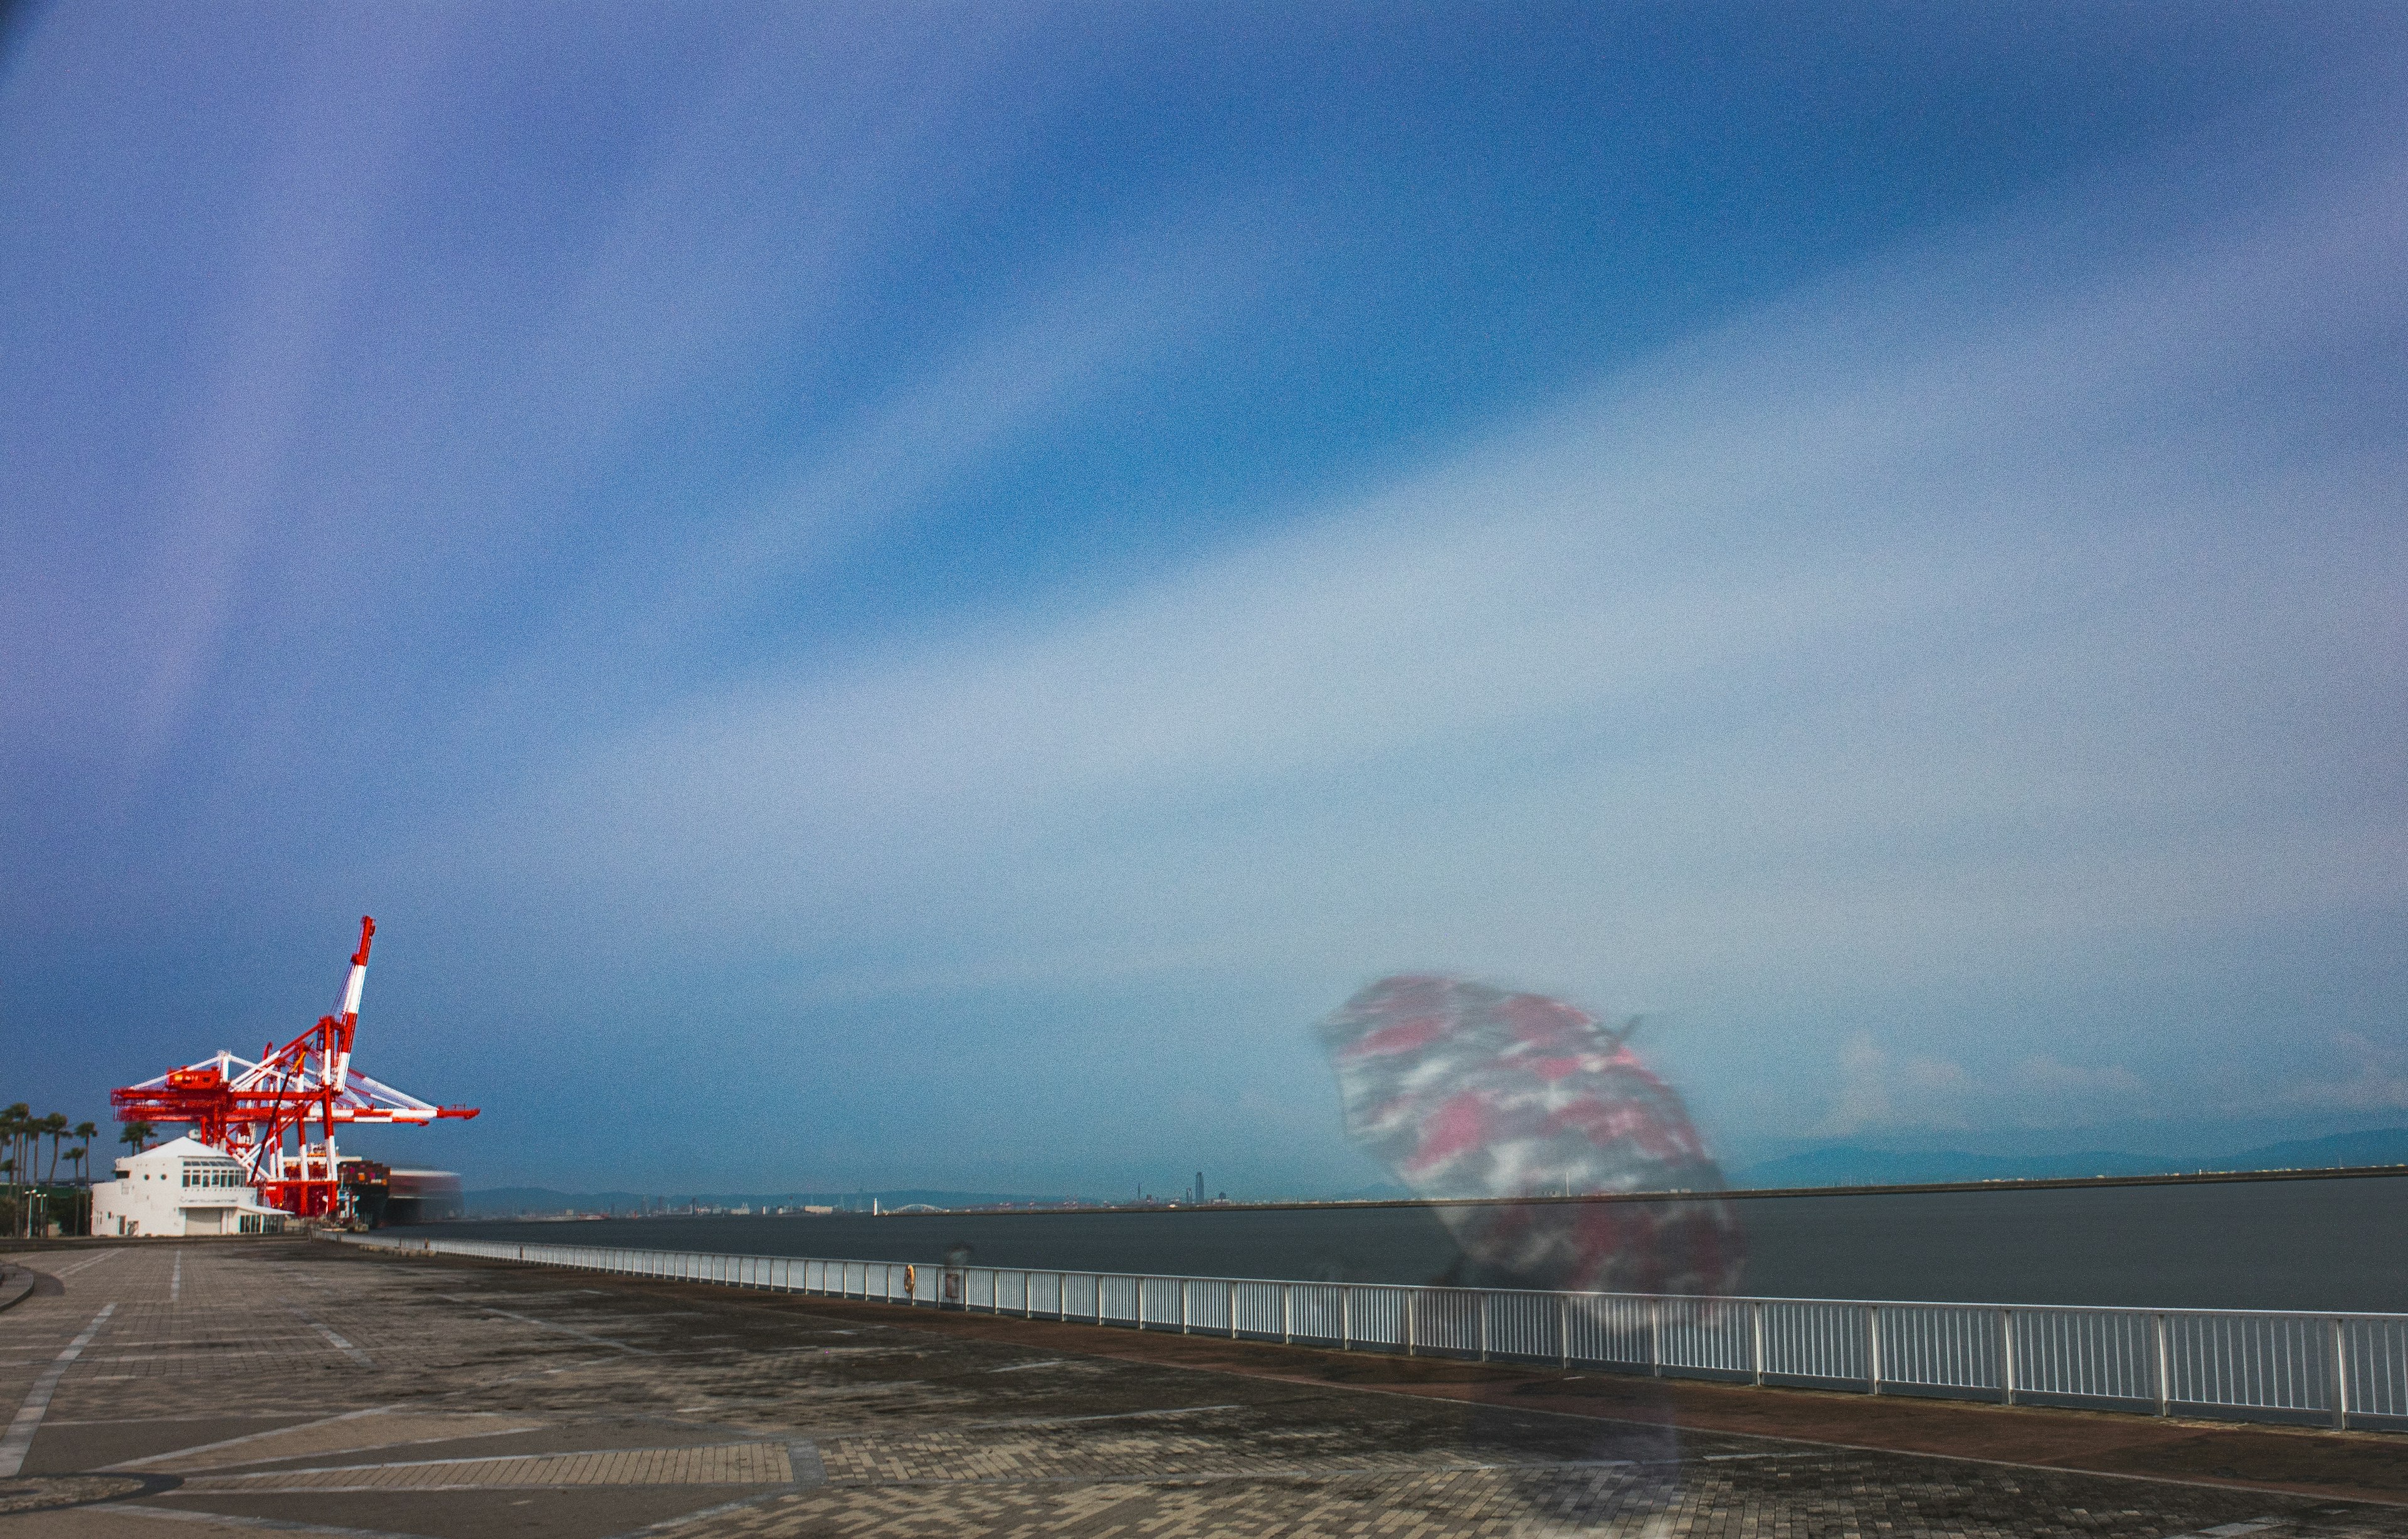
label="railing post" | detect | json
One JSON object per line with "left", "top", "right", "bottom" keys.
{"left": 1181, "top": 1278, "right": 1190, "bottom": 1336}
{"left": 2332, "top": 1318, "right": 2350, "bottom": 1431}
{"left": 1059, "top": 1273, "right": 1067, "bottom": 1322}
{"left": 1341, "top": 1286, "right": 1351, "bottom": 1350}
{"left": 1479, "top": 1294, "right": 1491, "bottom": 1363}
{"left": 1405, "top": 1289, "right": 1416, "bottom": 1357}
{"left": 1228, "top": 1279, "right": 1238, "bottom": 1339}
{"left": 1282, "top": 1282, "right": 1292, "bottom": 1345}
{"left": 1648, "top": 1297, "right": 1662, "bottom": 1377}
{"left": 2152, "top": 1313, "right": 2170, "bottom": 1416}
{"left": 1752, "top": 1300, "right": 1766, "bottom": 1388}
{"left": 2000, "top": 1308, "right": 2017, "bottom": 1406}
{"left": 1866, "top": 1305, "right": 1883, "bottom": 1395}
{"left": 1559, "top": 1294, "right": 1570, "bottom": 1370}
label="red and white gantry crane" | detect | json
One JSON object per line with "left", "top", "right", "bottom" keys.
{"left": 111, "top": 916, "right": 478, "bottom": 1219}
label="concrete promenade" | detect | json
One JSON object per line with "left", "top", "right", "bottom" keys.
{"left": 1, "top": 1240, "right": 2405, "bottom": 1538}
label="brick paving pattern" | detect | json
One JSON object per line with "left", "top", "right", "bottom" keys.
{"left": 0, "top": 1240, "right": 2400, "bottom": 1538}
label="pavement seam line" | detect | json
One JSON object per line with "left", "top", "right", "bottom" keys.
{"left": 103, "top": 1408, "right": 566, "bottom": 1471}
{"left": 966, "top": 1402, "right": 1246, "bottom": 1429}
{"left": 187, "top": 1439, "right": 783, "bottom": 1478}
{"left": 110, "top": 1506, "right": 448, "bottom": 1539}
{"left": 594, "top": 1488, "right": 806, "bottom": 1539}
{"left": 0, "top": 1299, "right": 115, "bottom": 1478}
{"left": 443, "top": 1296, "right": 653, "bottom": 1354}
{"left": 809, "top": 1451, "right": 1820, "bottom": 1489}
{"left": 478, "top": 1353, "right": 615, "bottom": 1387}
{"left": 287, "top": 1306, "right": 374, "bottom": 1367}
{"left": 104, "top": 1406, "right": 396, "bottom": 1470}
{"left": 47, "top": 1250, "right": 124, "bottom": 1279}
{"left": 174, "top": 1478, "right": 795, "bottom": 1494}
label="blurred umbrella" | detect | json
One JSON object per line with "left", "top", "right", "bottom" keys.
{"left": 1319, "top": 975, "right": 1743, "bottom": 1295}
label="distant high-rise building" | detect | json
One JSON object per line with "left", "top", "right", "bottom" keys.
{"left": 1194, "top": 1171, "right": 1205, "bottom": 1204}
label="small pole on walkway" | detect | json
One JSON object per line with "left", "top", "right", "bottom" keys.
{"left": 2332, "top": 1317, "right": 2351, "bottom": 1431}
{"left": 2152, "top": 1313, "right": 2171, "bottom": 1416}
{"left": 1999, "top": 1308, "right": 2017, "bottom": 1406}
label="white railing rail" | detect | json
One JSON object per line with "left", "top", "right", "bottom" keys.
{"left": 334, "top": 1232, "right": 2408, "bottom": 1431}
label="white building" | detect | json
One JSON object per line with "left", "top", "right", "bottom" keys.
{"left": 89, "top": 1136, "right": 290, "bottom": 1237}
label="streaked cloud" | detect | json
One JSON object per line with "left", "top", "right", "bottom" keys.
{"left": 489, "top": 137, "right": 2406, "bottom": 983}
{"left": 1818, "top": 1034, "right": 1973, "bottom": 1136}
{"left": 2282, "top": 1033, "right": 2408, "bottom": 1113}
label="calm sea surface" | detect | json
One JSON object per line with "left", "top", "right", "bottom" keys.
{"left": 418, "top": 1173, "right": 2408, "bottom": 1313}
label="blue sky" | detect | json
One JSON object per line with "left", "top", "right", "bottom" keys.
{"left": 4, "top": 3, "right": 2405, "bottom": 1195}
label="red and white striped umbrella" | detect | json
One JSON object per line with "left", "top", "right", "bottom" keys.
{"left": 1319, "top": 975, "right": 1745, "bottom": 1296}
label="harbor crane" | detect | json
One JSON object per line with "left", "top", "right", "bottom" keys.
{"left": 111, "top": 916, "right": 477, "bottom": 1220}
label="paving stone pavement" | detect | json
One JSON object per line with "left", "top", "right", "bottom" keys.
{"left": 0, "top": 1239, "right": 2401, "bottom": 1538}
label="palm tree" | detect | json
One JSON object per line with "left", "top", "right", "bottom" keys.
{"left": 41, "top": 1113, "right": 68, "bottom": 1183}
{"left": 120, "top": 1121, "right": 154, "bottom": 1158}
{"left": 1, "top": 1106, "right": 24, "bottom": 1236}
{"left": 74, "top": 1123, "right": 97, "bottom": 1185}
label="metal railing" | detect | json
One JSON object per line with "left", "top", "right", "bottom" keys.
{"left": 336, "top": 1233, "right": 2408, "bottom": 1431}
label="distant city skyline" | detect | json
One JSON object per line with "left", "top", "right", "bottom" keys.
{"left": 5, "top": 4, "right": 2405, "bottom": 1193}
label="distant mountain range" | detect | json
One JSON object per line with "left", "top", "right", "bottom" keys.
{"left": 459, "top": 1129, "right": 2408, "bottom": 1214}
{"left": 1729, "top": 1128, "right": 2408, "bottom": 1190}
